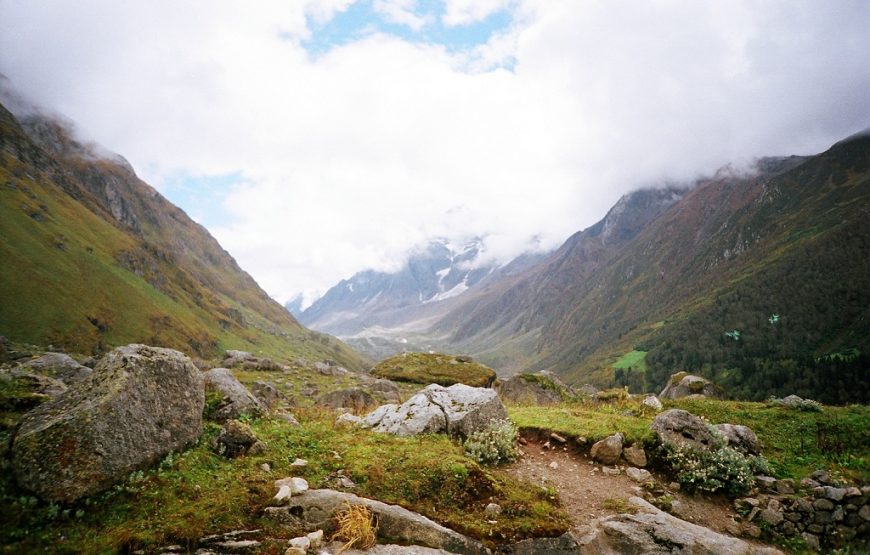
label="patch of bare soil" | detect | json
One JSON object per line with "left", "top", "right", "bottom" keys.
{"left": 505, "top": 434, "right": 742, "bottom": 536}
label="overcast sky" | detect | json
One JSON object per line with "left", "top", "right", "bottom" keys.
{"left": 1, "top": 1, "right": 868, "bottom": 306}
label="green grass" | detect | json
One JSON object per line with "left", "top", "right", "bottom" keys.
{"left": 508, "top": 396, "right": 870, "bottom": 483}
{"left": 371, "top": 352, "right": 496, "bottom": 388}
{"left": 612, "top": 350, "right": 647, "bottom": 372}
{"left": 0, "top": 372, "right": 568, "bottom": 553}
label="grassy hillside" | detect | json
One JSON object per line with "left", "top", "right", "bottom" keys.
{"left": 0, "top": 102, "right": 366, "bottom": 369}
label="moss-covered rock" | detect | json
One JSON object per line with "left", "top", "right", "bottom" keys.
{"left": 11, "top": 344, "right": 204, "bottom": 502}
{"left": 371, "top": 353, "right": 496, "bottom": 388}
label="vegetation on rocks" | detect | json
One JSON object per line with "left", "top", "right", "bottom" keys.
{"left": 371, "top": 352, "right": 496, "bottom": 387}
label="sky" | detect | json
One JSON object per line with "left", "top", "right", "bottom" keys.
{"left": 1, "top": 1, "right": 869, "bottom": 307}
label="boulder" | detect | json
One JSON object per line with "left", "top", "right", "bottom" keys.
{"left": 659, "top": 372, "right": 725, "bottom": 400}
{"left": 714, "top": 423, "right": 762, "bottom": 455}
{"left": 651, "top": 409, "right": 721, "bottom": 451}
{"left": 623, "top": 443, "right": 648, "bottom": 467}
{"left": 626, "top": 467, "right": 652, "bottom": 483}
{"left": 250, "top": 380, "right": 286, "bottom": 409}
{"left": 222, "top": 350, "right": 255, "bottom": 367}
{"left": 369, "top": 378, "right": 402, "bottom": 403}
{"left": 317, "top": 388, "right": 378, "bottom": 413}
{"left": 365, "top": 395, "right": 446, "bottom": 437}
{"left": 423, "top": 384, "right": 509, "bottom": 438}
{"left": 365, "top": 384, "right": 508, "bottom": 439}
{"left": 590, "top": 433, "right": 624, "bottom": 465}
{"left": 11, "top": 344, "right": 203, "bottom": 502}
{"left": 213, "top": 419, "right": 260, "bottom": 458}
{"left": 20, "top": 352, "right": 91, "bottom": 385}
{"left": 575, "top": 497, "right": 783, "bottom": 554}
{"left": 204, "top": 368, "right": 265, "bottom": 421}
{"left": 263, "top": 489, "right": 487, "bottom": 554}
{"left": 494, "top": 371, "right": 573, "bottom": 406}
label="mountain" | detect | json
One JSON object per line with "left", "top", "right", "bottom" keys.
{"left": 432, "top": 133, "right": 869, "bottom": 403}
{"left": 296, "top": 238, "right": 548, "bottom": 359}
{"left": 0, "top": 97, "right": 366, "bottom": 370}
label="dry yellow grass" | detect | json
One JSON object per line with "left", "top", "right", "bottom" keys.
{"left": 333, "top": 502, "right": 378, "bottom": 553}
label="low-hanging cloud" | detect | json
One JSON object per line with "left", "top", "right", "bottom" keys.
{"left": 1, "top": 0, "right": 868, "bottom": 304}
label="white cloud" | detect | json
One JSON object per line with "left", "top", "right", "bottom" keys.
{"left": 443, "top": 0, "right": 510, "bottom": 26}
{"left": 1, "top": 0, "right": 868, "bottom": 304}
{"left": 372, "top": 0, "right": 428, "bottom": 31}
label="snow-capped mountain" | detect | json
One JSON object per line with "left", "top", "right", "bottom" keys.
{"left": 295, "top": 238, "right": 497, "bottom": 337}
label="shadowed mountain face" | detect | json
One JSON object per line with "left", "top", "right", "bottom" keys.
{"left": 433, "top": 133, "right": 870, "bottom": 402}
{"left": 0, "top": 100, "right": 366, "bottom": 370}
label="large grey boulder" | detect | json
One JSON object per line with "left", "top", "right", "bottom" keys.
{"left": 495, "top": 371, "right": 574, "bottom": 406}
{"left": 204, "top": 368, "right": 265, "bottom": 421}
{"left": 11, "top": 344, "right": 204, "bottom": 502}
{"left": 263, "top": 489, "right": 487, "bottom": 554}
{"left": 659, "top": 372, "right": 725, "bottom": 400}
{"left": 651, "top": 409, "right": 721, "bottom": 452}
{"left": 364, "top": 384, "right": 508, "bottom": 439}
{"left": 20, "top": 352, "right": 91, "bottom": 385}
{"left": 575, "top": 497, "right": 783, "bottom": 554}
{"left": 714, "top": 423, "right": 762, "bottom": 456}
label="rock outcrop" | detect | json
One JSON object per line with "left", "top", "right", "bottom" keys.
{"left": 576, "top": 497, "right": 783, "bottom": 554}
{"left": 714, "top": 423, "right": 762, "bottom": 455}
{"left": 659, "top": 371, "right": 725, "bottom": 400}
{"left": 11, "top": 344, "right": 204, "bottom": 502}
{"left": 204, "top": 367, "right": 265, "bottom": 421}
{"left": 263, "top": 489, "right": 487, "bottom": 554}
{"left": 364, "top": 384, "right": 508, "bottom": 438}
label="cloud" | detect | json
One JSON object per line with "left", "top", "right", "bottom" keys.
{"left": 373, "top": 0, "right": 428, "bottom": 31}
{"left": 1, "top": 0, "right": 868, "bottom": 304}
{"left": 443, "top": 0, "right": 510, "bottom": 27}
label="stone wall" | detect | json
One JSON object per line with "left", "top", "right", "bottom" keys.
{"left": 736, "top": 475, "right": 869, "bottom": 551}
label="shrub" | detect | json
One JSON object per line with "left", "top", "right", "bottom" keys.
{"left": 662, "top": 443, "right": 763, "bottom": 495}
{"left": 464, "top": 419, "right": 520, "bottom": 465}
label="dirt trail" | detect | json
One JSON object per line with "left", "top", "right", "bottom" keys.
{"left": 505, "top": 435, "right": 741, "bottom": 535}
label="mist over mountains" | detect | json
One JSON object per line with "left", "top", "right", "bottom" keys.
{"left": 298, "top": 134, "right": 870, "bottom": 404}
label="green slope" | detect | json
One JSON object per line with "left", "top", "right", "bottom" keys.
{"left": 0, "top": 102, "right": 366, "bottom": 370}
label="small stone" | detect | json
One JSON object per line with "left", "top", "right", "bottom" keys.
{"left": 743, "top": 524, "right": 761, "bottom": 538}
{"left": 623, "top": 444, "right": 647, "bottom": 468}
{"left": 801, "top": 532, "right": 820, "bottom": 551}
{"left": 306, "top": 529, "right": 324, "bottom": 549}
{"left": 814, "top": 498, "right": 834, "bottom": 511}
{"left": 795, "top": 498, "right": 814, "bottom": 513}
{"left": 273, "top": 485, "right": 292, "bottom": 504}
{"left": 590, "top": 433, "right": 623, "bottom": 465}
{"left": 859, "top": 504, "right": 870, "bottom": 521}
{"left": 549, "top": 462, "right": 559, "bottom": 470}
{"left": 760, "top": 509, "right": 783, "bottom": 526}
{"left": 833, "top": 505, "right": 844, "bottom": 522}
{"left": 290, "top": 458, "right": 308, "bottom": 467}
{"left": 550, "top": 432, "right": 567, "bottom": 444}
{"left": 775, "top": 479, "right": 795, "bottom": 495}
{"left": 780, "top": 521, "right": 795, "bottom": 536}
{"left": 815, "top": 511, "right": 833, "bottom": 524}
{"left": 845, "top": 486, "right": 862, "bottom": 499}
{"left": 337, "top": 476, "right": 356, "bottom": 489}
{"left": 810, "top": 470, "right": 830, "bottom": 484}
{"left": 260, "top": 463, "right": 272, "bottom": 473}
{"left": 642, "top": 395, "right": 663, "bottom": 411}
{"left": 785, "top": 512, "right": 802, "bottom": 523}
{"left": 807, "top": 524, "right": 824, "bottom": 534}
{"left": 284, "top": 547, "right": 305, "bottom": 555}
{"left": 274, "top": 476, "right": 309, "bottom": 495}
{"left": 626, "top": 467, "right": 652, "bottom": 483}
{"left": 825, "top": 486, "right": 847, "bottom": 501}
{"left": 602, "top": 466, "right": 621, "bottom": 476}
{"left": 485, "top": 503, "right": 502, "bottom": 518}
{"left": 755, "top": 476, "right": 777, "bottom": 491}
{"left": 288, "top": 536, "right": 310, "bottom": 551}
{"left": 335, "top": 413, "right": 364, "bottom": 428}
{"left": 800, "top": 478, "right": 820, "bottom": 489}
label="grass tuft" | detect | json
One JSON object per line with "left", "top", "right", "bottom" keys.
{"left": 333, "top": 503, "right": 378, "bottom": 553}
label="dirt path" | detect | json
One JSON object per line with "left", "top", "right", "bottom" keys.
{"left": 505, "top": 435, "right": 742, "bottom": 536}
